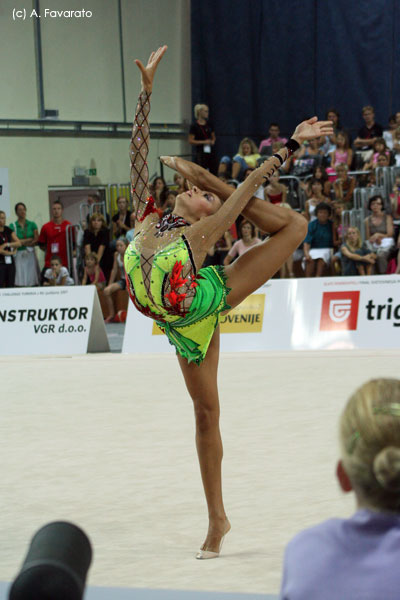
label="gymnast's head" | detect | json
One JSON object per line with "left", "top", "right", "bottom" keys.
{"left": 174, "top": 185, "right": 222, "bottom": 222}
{"left": 338, "top": 378, "right": 400, "bottom": 513}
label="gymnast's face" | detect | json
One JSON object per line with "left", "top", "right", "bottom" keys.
{"left": 176, "top": 186, "right": 221, "bottom": 220}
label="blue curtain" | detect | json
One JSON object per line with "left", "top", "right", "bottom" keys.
{"left": 191, "top": 0, "right": 399, "bottom": 158}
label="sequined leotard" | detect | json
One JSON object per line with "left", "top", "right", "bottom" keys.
{"left": 124, "top": 91, "right": 231, "bottom": 364}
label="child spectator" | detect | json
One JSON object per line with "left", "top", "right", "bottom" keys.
{"left": 304, "top": 179, "right": 330, "bottom": 221}
{"left": 163, "top": 190, "right": 177, "bottom": 215}
{"left": 303, "top": 202, "right": 336, "bottom": 277}
{"left": 103, "top": 237, "right": 128, "bottom": 323}
{"left": 329, "top": 131, "right": 353, "bottom": 169}
{"left": 223, "top": 220, "right": 261, "bottom": 266}
{"left": 280, "top": 378, "right": 400, "bottom": 600}
{"left": 81, "top": 253, "right": 106, "bottom": 291}
{"left": 340, "top": 227, "right": 376, "bottom": 275}
{"left": 0, "top": 210, "right": 20, "bottom": 288}
{"left": 9, "top": 202, "right": 39, "bottom": 287}
{"left": 333, "top": 164, "right": 356, "bottom": 208}
{"left": 83, "top": 213, "right": 113, "bottom": 280}
{"left": 376, "top": 152, "right": 390, "bottom": 168}
{"left": 364, "top": 195, "right": 395, "bottom": 274}
{"left": 363, "top": 138, "right": 391, "bottom": 170}
{"left": 218, "top": 138, "right": 261, "bottom": 181}
{"left": 391, "top": 127, "right": 400, "bottom": 166}
{"left": 43, "top": 255, "right": 74, "bottom": 286}
{"left": 264, "top": 171, "right": 287, "bottom": 204}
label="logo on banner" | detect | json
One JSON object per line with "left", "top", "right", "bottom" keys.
{"left": 320, "top": 291, "right": 360, "bottom": 331}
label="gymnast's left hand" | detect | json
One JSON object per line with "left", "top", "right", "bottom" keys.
{"left": 291, "top": 117, "right": 333, "bottom": 144}
{"left": 135, "top": 45, "right": 168, "bottom": 93}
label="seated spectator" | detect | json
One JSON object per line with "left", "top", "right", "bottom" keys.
{"left": 10, "top": 202, "right": 40, "bottom": 287}
{"left": 150, "top": 177, "right": 169, "bottom": 210}
{"left": 83, "top": 213, "right": 113, "bottom": 280}
{"left": 376, "top": 152, "right": 391, "bottom": 168}
{"left": 353, "top": 105, "right": 383, "bottom": 161}
{"left": 188, "top": 103, "right": 217, "bottom": 174}
{"left": 103, "top": 237, "right": 128, "bottom": 323}
{"left": 364, "top": 195, "right": 395, "bottom": 274}
{"left": 300, "top": 166, "right": 331, "bottom": 198}
{"left": 333, "top": 164, "right": 356, "bottom": 208}
{"left": 81, "top": 253, "right": 106, "bottom": 291}
{"left": 173, "top": 172, "right": 188, "bottom": 194}
{"left": 126, "top": 211, "right": 136, "bottom": 243}
{"left": 112, "top": 196, "right": 131, "bottom": 239}
{"left": 163, "top": 190, "right": 177, "bottom": 215}
{"left": 383, "top": 114, "right": 397, "bottom": 149}
{"left": 0, "top": 210, "right": 20, "bottom": 288}
{"left": 329, "top": 131, "right": 353, "bottom": 169}
{"left": 392, "top": 126, "right": 400, "bottom": 166}
{"left": 280, "top": 378, "right": 400, "bottom": 600}
{"left": 223, "top": 220, "right": 261, "bottom": 266}
{"left": 304, "top": 179, "right": 330, "bottom": 221}
{"left": 303, "top": 202, "right": 336, "bottom": 277}
{"left": 218, "top": 138, "right": 261, "bottom": 181}
{"left": 340, "top": 227, "right": 376, "bottom": 276}
{"left": 389, "top": 175, "right": 400, "bottom": 220}
{"left": 265, "top": 171, "right": 287, "bottom": 204}
{"left": 332, "top": 201, "right": 345, "bottom": 248}
{"left": 363, "top": 138, "right": 391, "bottom": 170}
{"left": 205, "top": 231, "right": 233, "bottom": 267}
{"left": 43, "top": 255, "right": 74, "bottom": 286}
{"left": 284, "top": 138, "right": 322, "bottom": 177}
{"left": 258, "top": 123, "right": 287, "bottom": 154}
{"left": 38, "top": 200, "right": 71, "bottom": 283}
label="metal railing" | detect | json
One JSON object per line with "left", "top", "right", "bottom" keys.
{"left": 342, "top": 209, "right": 365, "bottom": 241}
{"left": 65, "top": 224, "right": 81, "bottom": 284}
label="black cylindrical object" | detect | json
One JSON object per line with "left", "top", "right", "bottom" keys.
{"left": 9, "top": 521, "right": 92, "bottom": 600}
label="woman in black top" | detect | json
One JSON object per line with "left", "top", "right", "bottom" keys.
{"left": 0, "top": 210, "right": 20, "bottom": 287}
{"left": 83, "top": 213, "right": 113, "bottom": 280}
{"left": 188, "top": 104, "right": 217, "bottom": 174}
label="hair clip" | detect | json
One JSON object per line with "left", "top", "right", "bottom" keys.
{"left": 373, "top": 403, "right": 400, "bottom": 417}
{"left": 347, "top": 431, "right": 360, "bottom": 454}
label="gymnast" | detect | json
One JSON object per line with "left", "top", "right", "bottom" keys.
{"left": 125, "top": 46, "right": 333, "bottom": 559}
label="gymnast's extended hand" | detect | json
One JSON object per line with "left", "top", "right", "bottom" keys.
{"left": 135, "top": 45, "right": 168, "bottom": 93}
{"left": 291, "top": 117, "right": 333, "bottom": 144}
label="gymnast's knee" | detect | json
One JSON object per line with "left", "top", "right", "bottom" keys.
{"left": 193, "top": 402, "right": 219, "bottom": 432}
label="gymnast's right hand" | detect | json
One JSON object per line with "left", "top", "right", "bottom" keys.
{"left": 135, "top": 45, "right": 168, "bottom": 93}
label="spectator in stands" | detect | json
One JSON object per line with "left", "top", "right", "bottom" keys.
{"left": 332, "top": 201, "right": 345, "bottom": 248}
{"left": 38, "top": 200, "right": 71, "bottom": 282}
{"left": 303, "top": 202, "right": 336, "bottom": 277}
{"left": 218, "top": 138, "right": 261, "bottom": 181}
{"left": 163, "top": 190, "right": 177, "bottom": 215}
{"left": 151, "top": 177, "right": 169, "bottom": 210}
{"left": 390, "top": 175, "right": 400, "bottom": 220}
{"left": 304, "top": 179, "right": 330, "bottom": 221}
{"left": 10, "top": 202, "right": 40, "bottom": 287}
{"left": 284, "top": 138, "right": 322, "bottom": 177}
{"left": 173, "top": 172, "right": 188, "bottom": 194}
{"left": 0, "top": 210, "right": 20, "bottom": 288}
{"left": 383, "top": 114, "right": 397, "bottom": 149}
{"left": 280, "top": 378, "right": 400, "bottom": 600}
{"left": 353, "top": 105, "right": 383, "bottom": 157}
{"left": 363, "top": 138, "right": 391, "bottom": 170}
{"left": 376, "top": 153, "right": 391, "bottom": 168}
{"left": 205, "top": 231, "right": 233, "bottom": 267}
{"left": 392, "top": 127, "right": 400, "bottom": 166}
{"left": 126, "top": 211, "right": 136, "bottom": 243}
{"left": 83, "top": 213, "right": 113, "bottom": 280}
{"left": 300, "top": 166, "right": 331, "bottom": 198}
{"left": 43, "top": 255, "right": 74, "bottom": 286}
{"left": 265, "top": 171, "right": 287, "bottom": 204}
{"left": 364, "top": 195, "right": 395, "bottom": 274}
{"left": 112, "top": 196, "right": 131, "bottom": 240}
{"left": 258, "top": 123, "right": 287, "bottom": 154}
{"left": 319, "top": 108, "right": 342, "bottom": 158}
{"left": 188, "top": 104, "right": 217, "bottom": 174}
{"left": 86, "top": 193, "right": 110, "bottom": 227}
{"left": 223, "top": 220, "right": 261, "bottom": 266}
{"left": 333, "top": 164, "right": 356, "bottom": 208}
{"left": 103, "top": 237, "right": 128, "bottom": 323}
{"left": 340, "top": 227, "right": 376, "bottom": 276}
{"left": 330, "top": 131, "right": 353, "bottom": 169}
{"left": 81, "top": 252, "right": 106, "bottom": 291}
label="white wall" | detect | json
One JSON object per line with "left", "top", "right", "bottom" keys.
{"left": 0, "top": 0, "right": 191, "bottom": 229}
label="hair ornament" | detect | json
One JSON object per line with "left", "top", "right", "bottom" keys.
{"left": 373, "top": 403, "right": 400, "bottom": 417}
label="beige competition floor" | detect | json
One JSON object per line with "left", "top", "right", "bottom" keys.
{"left": 2, "top": 349, "right": 400, "bottom": 596}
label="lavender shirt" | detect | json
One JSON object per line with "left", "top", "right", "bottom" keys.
{"left": 280, "top": 509, "right": 400, "bottom": 600}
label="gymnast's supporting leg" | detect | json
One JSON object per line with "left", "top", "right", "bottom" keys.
{"left": 176, "top": 326, "right": 230, "bottom": 556}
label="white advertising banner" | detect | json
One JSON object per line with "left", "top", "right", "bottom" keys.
{"left": 122, "top": 275, "right": 400, "bottom": 354}
{"left": 0, "top": 168, "right": 10, "bottom": 216}
{"left": 0, "top": 286, "right": 109, "bottom": 355}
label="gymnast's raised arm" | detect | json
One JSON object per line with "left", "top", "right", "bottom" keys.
{"left": 130, "top": 46, "right": 168, "bottom": 223}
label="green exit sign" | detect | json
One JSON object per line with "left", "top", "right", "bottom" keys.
{"left": 88, "top": 169, "right": 97, "bottom": 176}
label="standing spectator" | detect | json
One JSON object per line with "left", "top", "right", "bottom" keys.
{"left": 340, "top": 227, "right": 376, "bottom": 276}
{"left": 43, "top": 255, "right": 74, "bottom": 286}
{"left": 10, "top": 202, "right": 40, "bottom": 287}
{"left": 188, "top": 104, "right": 217, "bottom": 174}
{"left": 81, "top": 253, "right": 106, "bottom": 291}
{"left": 223, "top": 221, "right": 261, "bottom": 266}
{"left": 329, "top": 131, "right": 353, "bottom": 169}
{"left": 218, "top": 138, "right": 261, "bottom": 181}
{"left": 280, "top": 378, "right": 400, "bottom": 600}
{"left": 103, "top": 237, "right": 128, "bottom": 323}
{"left": 353, "top": 105, "right": 383, "bottom": 159}
{"left": 111, "top": 196, "right": 131, "bottom": 240}
{"left": 264, "top": 171, "right": 287, "bottom": 205}
{"left": 83, "top": 213, "right": 113, "bottom": 281}
{"left": 0, "top": 210, "right": 20, "bottom": 287}
{"left": 85, "top": 193, "right": 110, "bottom": 228}
{"left": 38, "top": 200, "right": 71, "bottom": 281}
{"left": 303, "top": 202, "right": 336, "bottom": 277}
{"left": 333, "top": 164, "right": 356, "bottom": 208}
{"left": 364, "top": 195, "right": 395, "bottom": 274}
{"left": 258, "top": 123, "right": 288, "bottom": 154}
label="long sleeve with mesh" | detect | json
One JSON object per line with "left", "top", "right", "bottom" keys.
{"left": 130, "top": 91, "right": 152, "bottom": 222}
